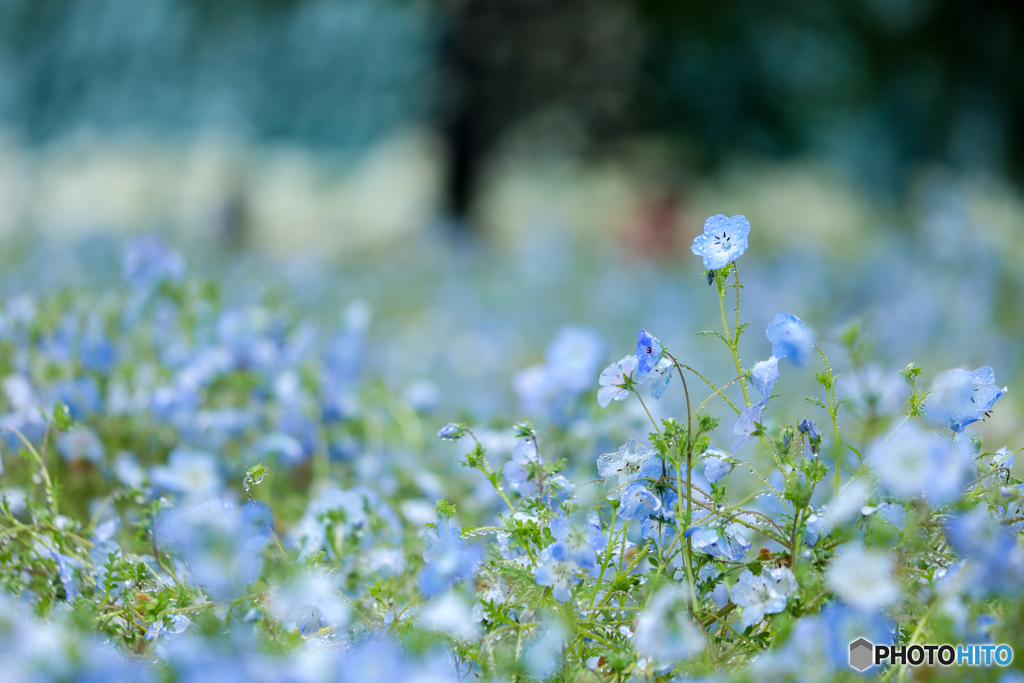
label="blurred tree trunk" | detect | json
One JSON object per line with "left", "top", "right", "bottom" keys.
{"left": 438, "top": 0, "right": 641, "bottom": 229}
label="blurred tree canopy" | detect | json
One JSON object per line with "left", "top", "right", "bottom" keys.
{"left": 0, "top": 0, "right": 1021, "bottom": 212}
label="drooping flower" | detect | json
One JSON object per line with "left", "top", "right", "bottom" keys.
{"left": 686, "top": 523, "right": 751, "bottom": 562}
{"left": 691, "top": 214, "right": 751, "bottom": 270}
{"left": 733, "top": 400, "right": 766, "bottom": 452}
{"left": 636, "top": 329, "right": 664, "bottom": 374}
{"left": 636, "top": 356, "right": 673, "bottom": 400}
{"left": 798, "top": 418, "right": 819, "bottom": 439}
{"left": 730, "top": 567, "right": 798, "bottom": 627}
{"left": 750, "top": 357, "right": 779, "bottom": 401}
{"left": 436, "top": 424, "right": 465, "bottom": 440}
{"left": 703, "top": 448, "right": 733, "bottom": 483}
{"left": 766, "top": 312, "right": 814, "bottom": 366}
{"left": 597, "top": 355, "right": 638, "bottom": 407}
{"left": 927, "top": 367, "right": 1007, "bottom": 433}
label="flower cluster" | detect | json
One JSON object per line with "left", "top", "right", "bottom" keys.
{"left": 0, "top": 218, "right": 1021, "bottom": 683}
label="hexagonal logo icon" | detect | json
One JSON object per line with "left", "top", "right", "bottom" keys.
{"left": 849, "top": 638, "right": 874, "bottom": 672}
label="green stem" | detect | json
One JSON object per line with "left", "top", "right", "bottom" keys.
{"left": 717, "top": 268, "right": 751, "bottom": 408}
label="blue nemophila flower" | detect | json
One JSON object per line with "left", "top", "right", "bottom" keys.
{"left": 597, "top": 438, "right": 661, "bottom": 496}
{"left": 150, "top": 448, "right": 223, "bottom": 500}
{"left": 730, "top": 567, "right": 798, "bottom": 627}
{"left": 436, "top": 424, "right": 465, "bottom": 440}
{"left": 686, "top": 523, "right": 751, "bottom": 562}
{"left": 944, "top": 504, "right": 1024, "bottom": 596}
{"left": 732, "top": 399, "right": 766, "bottom": 452}
{"left": 122, "top": 236, "right": 186, "bottom": 287}
{"left": 533, "top": 545, "right": 581, "bottom": 603}
{"left": 636, "top": 356, "right": 673, "bottom": 399}
{"left": 549, "top": 511, "right": 607, "bottom": 570}
{"left": 46, "top": 548, "right": 81, "bottom": 601}
{"left": 803, "top": 511, "right": 828, "bottom": 546}
{"left": 927, "top": 366, "right": 1008, "bottom": 433}
{"left": 825, "top": 544, "right": 900, "bottom": 610}
{"left": 596, "top": 355, "right": 637, "bottom": 407}
{"left": 269, "top": 569, "right": 351, "bottom": 637}
{"left": 503, "top": 438, "right": 540, "bottom": 496}
{"left": 619, "top": 483, "right": 662, "bottom": 522}
{"left": 868, "top": 423, "right": 973, "bottom": 506}
{"left": 632, "top": 586, "right": 706, "bottom": 667}
{"left": 874, "top": 503, "right": 907, "bottom": 531}
{"left": 419, "top": 522, "right": 482, "bottom": 596}
{"left": 546, "top": 326, "right": 605, "bottom": 393}
{"left": 155, "top": 498, "right": 272, "bottom": 601}
{"left": 766, "top": 311, "right": 814, "bottom": 366}
{"left": 56, "top": 426, "right": 104, "bottom": 464}
{"left": 641, "top": 490, "right": 679, "bottom": 543}
{"left": 636, "top": 329, "right": 663, "bottom": 374}
{"left": 144, "top": 614, "right": 191, "bottom": 641}
{"left": 750, "top": 357, "right": 779, "bottom": 401}
{"left": 837, "top": 365, "right": 908, "bottom": 418}
{"left": 691, "top": 214, "right": 751, "bottom": 270}
{"left": 797, "top": 418, "right": 818, "bottom": 438}
{"left": 703, "top": 448, "right": 733, "bottom": 483}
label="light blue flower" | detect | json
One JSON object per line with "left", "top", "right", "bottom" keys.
{"left": 945, "top": 505, "right": 1024, "bottom": 596}
{"left": 868, "top": 423, "right": 973, "bottom": 506}
{"left": 419, "top": 522, "right": 482, "bottom": 596}
{"left": 597, "top": 438, "right": 661, "bottom": 496}
{"left": 46, "top": 549, "right": 81, "bottom": 601}
{"left": 502, "top": 438, "right": 539, "bottom": 496}
{"left": 687, "top": 523, "right": 751, "bottom": 562}
{"left": 546, "top": 326, "right": 605, "bottom": 392}
{"left": 144, "top": 614, "right": 191, "bottom": 641}
{"left": 549, "top": 511, "right": 607, "bottom": 570}
{"left": 766, "top": 311, "right": 814, "bottom": 366}
{"left": 596, "top": 355, "right": 637, "bottom": 407}
{"left": 927, "top": 367, "right": 1007, "bottom": 433}
{"left": 619, "top": 482, "right": 662, "bottom": 522}
{"left": 533, "top": 546, "right": 580, "bottom": 603}
{"left": 703, "top": 448, "right": 733, "bottom": 483}
{"left": 633, "top": 586, "right": 706, "bottom": 667}
{"left": 750, "top": 357, "right": 779, "bottom": 401}
{"left": 636, "top": 329, "right": 664, "bottom": 374}
{"left": 691, "top": 214, "right": 751, "bottom": 269}
{"left": 155, "top": 498, "right": 273, "bottom": 601}
{"left": 875, "top": 503, "right": 907, "bottom": 531}
{"left": 436, "top": 424, "right": 465, "bottom": 440}
{"left": 636, "top": 356, "right": 673, "bottom": 399}
{"left": 150, "top": 448, "right": 223, "bottom": 499}
{"left": 732, "top": 400, "right": 766, "bottom": 452}
{"left": 122, "top": 236, "right": 186, "bottom": 286}
{"left": 56, "top": 426, "right": 104, "bottom": 464}
{"left": 730, "top": 567, "right": 798, "bottom": 627}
